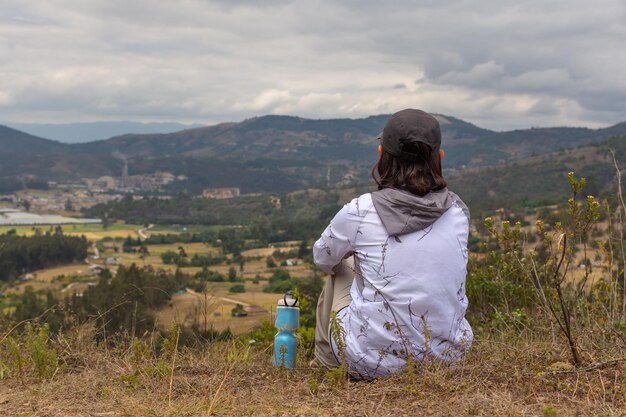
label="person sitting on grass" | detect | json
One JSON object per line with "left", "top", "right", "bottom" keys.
{"left": 313, "top": 108, "right": 472, "bottom": 380}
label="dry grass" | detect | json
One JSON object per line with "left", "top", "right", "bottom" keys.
{"left": 240, "top": 241, "right": 300, "bottom": 258}
{"left": 29, "top": 264, "right": 91, "bottom": 283}
{"left": 0, "top": 325, "right": 624, "bottom": 417}
{"left": 4, "top": 263, "right": 93, "bottom": 296}
{"left": 144, "top": 243, "right": 218, "bottom": 256}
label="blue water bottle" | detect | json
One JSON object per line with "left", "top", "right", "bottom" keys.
{"left": 273, "top": 291, "right": 299, "bottom": 368}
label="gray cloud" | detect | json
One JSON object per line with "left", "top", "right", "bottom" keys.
{"left": 0, "top": 0, "right": 625, "bottom": 130}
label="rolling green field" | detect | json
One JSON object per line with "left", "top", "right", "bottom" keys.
{"left": 0, "top": 222, "right": 143, "bottom": 239}
{"left": 1, "top": 223, "right": 308, "bottom": 336}
{"left": 149, "top": 224, "right": 234, "bottom": 233}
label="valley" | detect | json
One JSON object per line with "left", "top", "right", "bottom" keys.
{"left": 0, "top": 114, "right": 624, "bottom": 416}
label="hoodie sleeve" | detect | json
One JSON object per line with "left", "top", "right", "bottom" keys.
{"left": 313, "top": 200, "right": 361, "bottom": 275}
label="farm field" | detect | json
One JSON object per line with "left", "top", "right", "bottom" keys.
{"left": 3, "top": 263, "right": 93, "bottom": 295}
{"left": 112, "top": 240, "right": 310, "bottom": 279}
{"left": 0, "top": 222, "right": 239, "bottom": 242}
{"left": 149, "top": 224, "right": 232, "bottom": 234}
{"left": 0, "top": 222, "right": 143, "bottom": 240}
{"left": 3, "top": 208, "right": 606, "bottom": 336}
{"left": 112, "top": 241, "right": 310, "bottom": 333}
{"left": 140, "top": 242, "right": 218, "bottom": 256}
{"left": 154, "top": 283, "right": 280, "bottom": 335}
{"left": 3, "top": 208, "right": 606, "bottom": 337}
{"left": 0, "top": 224, "right": 312, "bottom": 335}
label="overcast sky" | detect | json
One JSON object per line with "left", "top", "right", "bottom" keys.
{"left": 1, "top": 0, "right": 625, "bottom": 130}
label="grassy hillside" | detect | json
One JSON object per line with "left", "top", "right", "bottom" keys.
{"left": 0, "top": 330, "right": 623, "bottom": 416}
{"left": 448, "top": 137, "right": 626, "bottom": 213}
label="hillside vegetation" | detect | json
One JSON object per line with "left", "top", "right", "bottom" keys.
{"left": 83, "top": 137, "right": 626, "bottom": 238}
{"left": 1, "top": 114, "right": 625, "bottom": 193}
{"left": 449, "top": 136, "right": 626, "bottom": 212}
{"left": 0, "top": 230, "right": 88, "bottom": 282}
{"left": 84, "top": 190, "right": 341, "bottom": 243}
{"left": 1, "top": 171, "right": 625, "bottom": 416}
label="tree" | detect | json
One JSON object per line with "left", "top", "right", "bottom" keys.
{"left": 14, "top": 286, "right": 41, "bottom": 321}
{"left": 176, "top": 246, "right": 188, "bottom": 267}
{"left": 70, "top": 265, "right": 192, "bottom": 337}
{"left": 263, "top": 269, "right": 294, "bottom": 293}
{"left": 20, "top": 199, "right": 31, "bottom": 212}
{"left": 228, "top": 266, "right": 237, "bottom": 282}
{"left": 123, "top": 236, "right": 135, "bottom": 253}
{"left": 0, "top": 233, "right": 88, "bottom": 282}
{"left": 231, "top": 303, "right": 247, "bottom": 317}
{"left": 138, "top": 245, "right": 150, "bottom": 264}
{"left": 101, "top": 213, "right": 110, "bottom": 230}
{"left": 298, "top": 240, "right": 308, "bottom": 258}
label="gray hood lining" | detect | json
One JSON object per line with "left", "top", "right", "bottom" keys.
{"left": 371, "top": 188, "right": 469, "bottom": 236}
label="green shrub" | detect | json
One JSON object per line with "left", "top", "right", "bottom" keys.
{"left": 229, "top": 284, "right": 245, "bottom": 293}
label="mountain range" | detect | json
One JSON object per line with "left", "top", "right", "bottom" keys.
{"left": 1, "top": 114, "right": 625, "bottom": 194}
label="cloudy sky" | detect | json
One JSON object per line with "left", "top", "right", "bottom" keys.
{"left": 1, "top": 0, "right": 625, "bottom": 130}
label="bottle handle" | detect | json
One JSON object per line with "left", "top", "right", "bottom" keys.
{"left": 284, "top": 290, "right": 298, "bottom": 307}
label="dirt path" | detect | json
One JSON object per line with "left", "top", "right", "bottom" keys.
{"left": 219, "top": 296, "right": 251, "bottom": 307}
{"left": 184, "top": 288, "right": 252, "bottom": 307}
{"left": 137, "top": 224, "right": 154, "bottom": 240}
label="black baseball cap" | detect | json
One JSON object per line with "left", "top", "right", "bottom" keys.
{"left": 379, "top": 109, "right": 441, "bottom": 161}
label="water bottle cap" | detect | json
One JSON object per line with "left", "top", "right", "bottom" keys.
{"left": 277, "top": 290, "right": 299, "bottom": 307}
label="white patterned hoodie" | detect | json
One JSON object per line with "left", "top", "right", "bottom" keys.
{"left": 313, "top": 187, "right": 473, "bottom": 379}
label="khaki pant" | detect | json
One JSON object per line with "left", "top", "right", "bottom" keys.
{"left": 314, "top": 257, "right": 356, "bottom": 368}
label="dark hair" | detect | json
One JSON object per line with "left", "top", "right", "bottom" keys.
{"left": 372, "top": 141, "right": 447, "bottom": 196}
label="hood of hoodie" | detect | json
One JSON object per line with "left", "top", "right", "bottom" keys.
{"left": 371, "top": 187, "right": 469, "bottom": 236}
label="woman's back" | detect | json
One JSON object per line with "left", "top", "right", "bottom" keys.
{"left": 312, "top": 109, "right": 473, "bottom": 379}
{"left": 313, "top": 190, "right": 472, "bottom": 379}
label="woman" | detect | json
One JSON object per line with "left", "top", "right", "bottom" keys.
{"left": 313, "top": 109, "right": 472, "bottom": 380}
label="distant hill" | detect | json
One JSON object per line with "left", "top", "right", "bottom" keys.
{"left": 3, "top": 121, "right": 205, "bottom": 143}
{"left": 0, "top": 114, "right": 625, "bottom": 194}
{"left": 447, "top": 136, "right": 626, "bottom": 213}
{"left": 0, "top": 125, "right": 121, "bottom": 186}
{"left": 74, "top": 114, "right": 494, "bottom": 161}
{"left": 0, "top": 125, "right": 67, "bottom": 154}
{"left": 72, "top": 114, "right": 626, "bottom": 168}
